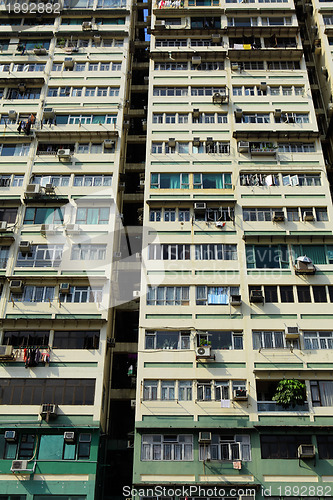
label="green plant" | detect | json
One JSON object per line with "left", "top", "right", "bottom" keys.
{"left": 199, "top": 339, "right": 211, "bottom": 346}
{"left": 272, "top": 379, "right": 306, "bottom": 408}
{"left": 58, "top": 38, "right": 66, "bottom": 47}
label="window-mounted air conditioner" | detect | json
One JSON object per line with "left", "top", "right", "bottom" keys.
{"left": 235, "top": 108, "right": 243, "bottom": 118}
{"left": 18, "top": 83, "right": 26, "bottom": 93}
{"left": 65, "top": 224, "right": 80, "bottom": 234}
{"left": 82, "top": 21, "right": 93, "bottom": 29}
{"left": 64, "top": 57, "right": 74, "bottom": 69}
{"left": 260, "top": 81, "right": 267, "bottom": 91}
{"left": 273, "top": 210, "right": 285, "bottom": 222}
{"left": 44, "top": 183, "right": 55, "bottom": 194}
{"left": 233, "top": 389, "right": 248, "bottom": 400}
{"left": 114, "top": 252, "right": 122, "bottom": 259}
{"left": 250, "top": 290, "right": 264, "bottom": 303}
{"left": 192, "top": 55, "right": 201, "bottom": 65}
{"left": 9, "top": 280, "right": 23, "bottom": 293}
{"left": 230, "top": 294, "right": 241, "bottom": 306}
{"left": 59, "top": 283, "right": 70, "bottom": 294}
{"left": 194, "top": 202, "right": 206, "bottom": 211}
{"left": 0, "top": 221, "right": 7, "bottom": 232}
{"left": 298, "top": 444, "right": 315, "bottom": 458}
{"left": 40, "top": 403, "right": 57, "bottom": 419}
{"left": 4, "top": 430, "right": 16, "bottom": 442}
{"left": 43, "top": 107, "right": 55, "bottom": 119}
{"left": 155, "top": 19, "right": 166, "bottom": 26}
{"left": 231, "top": 62, "right": 239, "bottom": 71}
{"left": 8, "top": 110, "right": 17, "bottom": 121}
{"left": 192, "top": 109, "right": 200, "bottom": 118}
{"left": 303, "top": 210, "right": 315, "bottom": 221}
{"left": 168, "top": 138, "right": 176, "bottom": 147}
{"left": 104, "top": 139, "right": 115, "bottom": 149}
{"left": 19, "top": 241, "right": 31, "bottom": 253}
{"left": 274, "top": 108, "right": 282, "bottom": 117}
{"left": 193, "top": 137, "right": 201, "bottom": 147}
{"left": 64, "top": 431, "right": 75, "bottom": 443}
{"left": 285, "top": 326, "right": 300, "bottom": 339}
{"left": 0, "top": 345, "right": 13, "bottom": 359}
{"left": 198, "top": 432, "right": 212, "bottom": 443}
{"left": 238, "top": 141, "right": 249, "bottom": 153}
{"left": 41, "top": 224, "right": 57, "bottom": 235}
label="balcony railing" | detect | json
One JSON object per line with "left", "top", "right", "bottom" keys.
{"left": 257, "top": 401, "right": 309, "bottom": 412}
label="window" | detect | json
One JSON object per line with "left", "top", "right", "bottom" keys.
{"left": 191, "top": 86, "right": 226, "bottom": 96}
{"left": 150, "top": 173, "right": 189, "bottom": 189}
{"left": 0, "top": 144, "right": 29, "bottom": 156}
{"left": 71, "top": 244, "right": 107, "bottom": 261}
{"left": 317, "top": 435, "right": 333, "bottom": 459}
{"left": 31, "top": 175, "right": 70, "bottom": 187}
{"left": 145, "top": 331, "right": 190, "bottom": 350}
{"left": 313, "top": 286, "right": 327, "bottom": 303}
{"left": 316, "top": 207, "right": 328, "bottom": 221}
{"left": 200, "top": 435, "right": 251, "bottom": 461}
{"left": 243, "top": 208, "right": 274, "bottom": 221}
{"left": 311, "top": 381, "right": 333, "bottom": 406}
{"left": 161, "top": 381, "right": 175, "bottom": 400}
{"left": 178, "top": 381, "right": 192, "bottom": 401}
{"left": 193, "top": 173, "right": 232, "bottom": 189}
{"left": 17, "top": 245, "right": 63, "bottom": 268}
{"left": 242, "top": 113, "right": 270, "bottom": 124}
{"left": 253, "top": 331, "right": 287, "bottom": 349}
{"left": 197, "top": 381, "right": 212, "bottom": 401}
{"left": 74, "top": 175, "right": 112, "bottom": 186}
{"left": 154, "top": 62, "right": 188, "bottom": 70}
{"left": 153, "top": 87, "right": 188, "bottom": 96}
{"left": 196, "top": 286, "right": 239, "bottom": 305}
{"left": 148, "top": 244, "right": 190, "bottom": 260}
{"left": 141, "top": 435, "right": 193, "bottom": 461}
{"left": 147, "top": 286, "right": 189, "bottom": 306}
{"left": 278, "top": 143, "right": 315, "bottom": 153}
{"left": 204, "top": 331, "right": 243, "bottom": 350}
{"left": 76, "top": 206, "right": 110, "bottom": 224}
{"left": 143, "top": 381, "right": 158, "bottom": 400}
{"left": 195, "top": 244, "right": 237, "bottom": 260}
{"left": 11, "top": 286, "right": 54, "bottom": 303}
{"left": 264, "top": 286, "right": 278, "bottom": 303}
{"left": 246, "top": 245, "right": 289, "bottom": 269}
{"left": 149, "top": 208, "right": 161, "bottom": 222}
{"left": 260, "top": 435, "right": 311, "bottom": 458}
{"left": 59, "top": 286, "right": 103, "bottom": 303}
{"left": 3, "top": 331, "right": 49, "bottom": 348}
{"left": 0, "top": 379, "right": 95, "bottom": 405}
{"left": 297, "top": 286, "right": 311, "bottom": 303}
{"left": 280, "top": 286, "right": 294, "bottom": 303}
{"left": 53, "top": 331, "right": 100, "bottom": 349}
{"left": 287, "top": 207, "right": 299, "bottom": 221}
{"left": 304, "top": 331, "right": 333, "bottom": 350}
{"left": 78, "top": 433, "right": 91, "bottom": 459}
{"left": 24, "top": 207, "right": 64, "bottom": 225}
{"left": 0, "top": 208, "right": 17, "bottom": 224}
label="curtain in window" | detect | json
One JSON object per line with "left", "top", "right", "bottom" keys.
{"left": 292, "top": 245, "right": 326, "bottom": 264}
{"left": 202, "top": 174, "right": 223, "bottom": 189}
{"left": 319, "top": 381, "right": 333, "bottom": 406}
{"left": 208, "top": 287, "right": 228, "bottom": 304}
{"left": 92, "top": 115, "right": 106, "bottom": 124}
{"left": 86, "top": 208, "right": 99, "bottom": 224}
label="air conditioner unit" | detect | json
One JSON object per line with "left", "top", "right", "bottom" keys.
{"left": 274, "top": 108, "right": 282, "bottom": 117}
{"left": 233, "top": 389, "right": 248, "bottom": 400}
{"left": 44, "top": 183, "right": 55, "bottom": 194}
{"left": 238, "top": 141, "right": 249, "bottom": 153}
{"left": 230, "top": 294, "right": 242, "bottom": 306}
{"left": 133, "top": 290, "right": 141, "bottom": 298}
{"left": 192, "top": 55, "right": 201, "bottom": 65}
{"left": 94, "top": 35, "right": 101, "bottom": 44}
{"left": 155, "top": 19, "right": 166, "bottom": 26}
{"left": 298, "top": 444, "right": 315, "bottom": 458}
{"left": 0, "top": 221, "right": 7, "bottom": 232}
{"left": 212, "top": 92, "right": 226, "bottom": 104}
{"left": 198, "top": 432, "right": 212, "bottom": 443}
{"left": 235, "top": 108, "right": 243, "bottom": 118}
{"left": 295, "top": 259, "right": 316, "bottom": 275}
{"left": 40, "top": 403, "right": 57, "bottom": 419}
{"left": 273, "top": 210, "right": 285, "bottom": 222}
{"left": 65, "top": 224, "right": 80, "bottom": 234}
{"left": 41, "top": 224, "right": 57, "bottom": 235}
{"left": 4, "top": 430, "right": 16, "bottom": 442}
{"left": 9, "top": 280, "right": 23, "bottom": 293}
{"left": 104, "top": 139, "right": 115, "bottom": 149}
{"left": 57, "top": 149, "right": 72, "bottom": 160}
{"left": 18, "top": 83, "right": 26, "bottom": 93}
{"left": 25, "top": 184, "right": 43, "bottom": 197}
{"left": 11, "top": 460, "right": 31, "bottom": 473}
{"left": 59, "top": 283, "right": 70, "bottom": 294}
{"left": 140, "top": 179, "right": 145, "bottom": 186}
{"left": 0, "top": 345, "right": 13, "bottom": 359}
{"left": 304, "top": 211, "right": 315, "bottom": 221}
{"left": 43, "top": 107, "right": 55, "bottom": 119}
{"left": 285, "top": 326, "right": 300, "bottom": 339}
{"left": 114, "top": 252, "right": 122, "bottom": 259}
{"left": 64, "top": 57, "right": 74, "bottom": 69}
{"left": 231, "top": 62, "right": 239, "bottom": 71}
{"left": 168, "top": 138, "right": 176, "bottom": 147}
{"left": 135, "top": 252, "right": 142, "bottom": 260}
{"left": 193, "top": 137, "right": 201, "bottom": 147}
{"left": 130, "top": 399, "right": 136, "bottom": 408}
{"left": 82, "top": 21, "right": 93, "bottom": 29}
{"left": 260, "top": 81, "right": 267, "bottom": 91}
{"left": 192, "top": 109, "right": 200, "bottom": 118}
{"left": 19, "top": 241, "right": 31, "bottom": 253}
{"left": 196, "top": 346, "right": 211, "bottom": 358}
{"left": 194, "top": 202, "right": 206, "bottom": 211}
{"left": 64, "top": 431, "right": 75, "bottom": 443}
{"left": 206, "top": 137, "right": 214, "bottom": 145}
{"left": 8, "top": 110, "right": 17, "bottom": 121}
{"left": 250, "top": 290, "right": 264, "bottom": 303}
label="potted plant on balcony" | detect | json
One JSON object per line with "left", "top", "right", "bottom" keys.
{"left": 33, "top": 44, "right": 47, "bottom": 55}
{"left": 57, "top": 38, "right": 66, "bottom": 48}
{"left": 199, "top": 339, "right": 211, "bottom": 347}
{"left": 272, "top": 379, "right": 306, "bottom": 408}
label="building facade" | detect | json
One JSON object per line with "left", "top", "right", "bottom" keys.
{"left": 133, "top": 0, "right": 333, "bottom": 498}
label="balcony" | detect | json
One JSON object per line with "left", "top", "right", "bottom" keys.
{"left": 250, "top": 147, "right": 276, "bottom": 156}
{"left": 258, "top": 401, "right": 309, "bottom": 412}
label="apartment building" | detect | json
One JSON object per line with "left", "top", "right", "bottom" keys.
{"left": 0, "top": 0, "right": 147, "bottom": 497}
{"left": 133, "top": 0, "right": 333, "bottom": 498}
